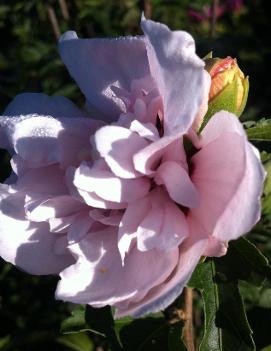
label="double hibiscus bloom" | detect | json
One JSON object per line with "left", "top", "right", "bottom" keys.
{"left": 0, "top": 17, "right": 265, "bottom": 317}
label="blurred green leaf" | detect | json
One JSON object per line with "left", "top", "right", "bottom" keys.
{"left": 246, "top": 119, "right": 271, "bottom": 141}
{"left": 0, "top": 335, "right": 10, "bottom": 349}
{"left": 57, "top": 332, "right": 94, "bottom": 351}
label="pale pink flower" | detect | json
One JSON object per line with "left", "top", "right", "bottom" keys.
{"left": 0, "top": 17, "right": 264, "bottom": 318}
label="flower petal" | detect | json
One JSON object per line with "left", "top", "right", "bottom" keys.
{"left": 137, "top": 189, "right": 188, "bottom": 252}
{"left": 155, "top": 161, "right": 199, "bottom": 208}
{"left": 55, "top": 227, "right": 178, "bottom": 307}
{"left": 94, "top": 125, "right": 149, "bottom": 178}
{"left": 74, "top": 163, "right": 150, "bottom": 203}
{"left": 141, "top": 17, "right": 205, "bottom": 135}
{"left": 190, "top": 133, "right": 246, "bottom": 233}
{"left": 0, "top": 185, "right": 73, "bottom": 275}
{"left": 115, "top": 218, "right": 207, "bottom": 317}
{"left": 4, "top": 93, "right": 87, "bottom": 118}
{"left": 59, "top": 32, "right": 150, "bottom": 121}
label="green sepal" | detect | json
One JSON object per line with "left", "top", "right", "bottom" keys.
{"left": 200, "top": 78, "right": 239, "bottom": 131}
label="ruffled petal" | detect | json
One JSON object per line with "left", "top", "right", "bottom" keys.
{"left": 141, "top": 17, "right": 205, "bottom": 135}
{"left": 155, "top": 161, "right": 199, "bottom": 208}
{"left": 115, "top": 218, "right": 208, "bottom": 317}
{"left": 59, "top": 32, "right": 150, "bottom": 121}
{"left": 94, "top": 125, "right": 149, "bottom": 178}
{"left": 55, "top": 227, "right": 178, "bottom": 306}
{"left": 0, "top": 185, "right": 73, "bottom": 275}
{"left": 74, "top": 163, "right": 150, "bottom": 203}
{"left": 1, "top": 115, "right": 102, "bottom": 169}
{"left": 137, "top": 189, "right": 188, "bottom": 252}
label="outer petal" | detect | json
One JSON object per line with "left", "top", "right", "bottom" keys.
{"left": 115, "top": 218, "right": 208, "bottom": 317}
{"left": 190, "top": 112, "right": 265, "bottom": 241}
{"left": 1, "top": 114, "right": 102, "bottom": 169}
{"left": 141, "top": 17, "right": 205, "bottom": 135}
{"left": 0, "top": 185, "right": 73, "bottom": 275}
{"left": 190, "top": 132, "right": 246, "bottom": 235}
{"left": 59, "top": 32, "right": 150, "bottom": 121}
{"left": 3, "top": 93, "right": 87, "bottom": 118}
{"left": 212, "top": 142, "right": 265, "bottom": 241}
{"left": 55, "top": 227, "right": 178, "bottom": 306}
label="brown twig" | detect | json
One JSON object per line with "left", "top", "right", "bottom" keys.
{"left": 210, "top": 0, "right": 219, "bottom": 39}
{"left": 144, "top": 0, "right": 152, "bottom": 19}
{"left": 58, "top": 0, "right": 70, "bottom": 20}
{"left": 183, "top": 287, "right": 195, "bottom": 351}
{"left": 47, "top": 5, "right": 61, "bottom": 39}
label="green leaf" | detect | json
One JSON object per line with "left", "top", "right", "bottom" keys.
{"left": 57, "top": 332, "right": 94, "bottom": 351}
{"left": 61, "top": 305, "right": 123, "bottom": 350}
{"left": 189, "top": 259, "right": 255, "bottom": 351}
{"left": 118, "top": 316, "right": 169, "bottom": 351}
{"left": 245, "top": 119, "right": 271, "bottom": 141}
{"left": 260, "top": 346, "right": 271, "bottom": 351}
{"left": 0, "top": 335, "right": 10, "bottom": 349}
{"left": 239, "top": 280, "right": 271, "bottom": 308}
{"left": 221, "top": 238, "right": 271, "bottom": 284}
{"left": 60, "top": 305, "right": 95, "bottom": 335}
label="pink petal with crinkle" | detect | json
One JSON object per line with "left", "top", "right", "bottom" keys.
{"left": 67, "top": 212, "right": 94, "bottom": 245}
{"left": 129, "top": 120, "right": 159, "bottom": 142}
{"left": 141, "top": 16, "right": 205, "bottom": 135}
{"left": 94, "top": 125, "right": 149, "bottom": 178}
{"left": 25, "top": 195, "right": 86, "bottom": 222}
{"left": 155, "top": 161, "right": 199, "bottom": 208}
{"left": 137, "top": 189, "right": 188, "bottom": 252}
{"left": 74, "top": 163, "right": 150, "bottom": 203}
{"left": 115, "top": 218, "right": 208, "bottom": 318}
{"left": 59, "top": 32, "right": 150, "bottom": 122}
{"left": 118, "top": 196, "right": 150, "bottom": 261}
{"left": 133, "top": 134, "right": 180, "bottom": 175}
{"left": 0, "top": 184, "right": 73, "bottom": 275}
{"left": 55, "top": 227, "right": 178, "bottom": 307}
{"left": 89, "top": 209, "right": 122, "bottom": 226}
{"left": 1, "top": 114, "right": 102, "bottom": 170}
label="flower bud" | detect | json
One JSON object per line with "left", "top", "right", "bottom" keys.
{"left": 202, "top": 56, "right": 249, "bottom": 128}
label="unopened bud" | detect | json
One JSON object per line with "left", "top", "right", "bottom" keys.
{"left": 201, "top": 56, "right": 249, "bottom": 129}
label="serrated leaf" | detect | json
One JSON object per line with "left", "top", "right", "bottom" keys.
{"left": 189, "top": 259, "right": 255, "bottom": 351}
{"left": 246, "top": 119, "right": 271, "bottom": 141}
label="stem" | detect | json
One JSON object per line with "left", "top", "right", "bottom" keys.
{"left": 209, "top": 0, "right": 219, "bottom": 39}
{"left": 183, "top": 287, "right": 195, "bottom": 351}
{"left": 47, "top": 5, "right": 60, "bottom": 39}
{"left": 144, "top": 0, "right": 152, "bottom": 19}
